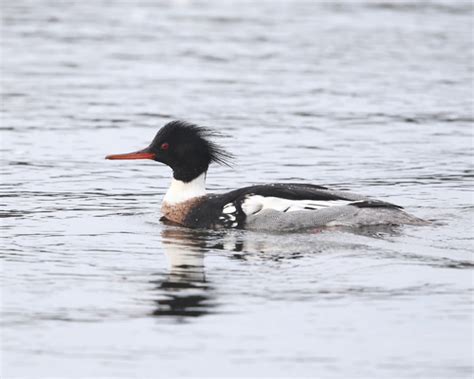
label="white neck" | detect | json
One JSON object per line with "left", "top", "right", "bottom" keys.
{"left": 163, "top": 172, "right": 207, "bottom": 204}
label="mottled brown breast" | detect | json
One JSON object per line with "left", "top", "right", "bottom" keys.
{"left": 161, "top": 197, "right": 204, "bottom": 226}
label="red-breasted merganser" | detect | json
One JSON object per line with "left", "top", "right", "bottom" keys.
{"left": 106, "top": 120, "right": 425, "bottom": 231}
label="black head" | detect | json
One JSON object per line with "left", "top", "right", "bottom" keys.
{"left": 106, "top": 120, "right": 233, "bottom": 182}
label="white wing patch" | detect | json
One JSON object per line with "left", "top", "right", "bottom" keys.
{"left": 241, "top": 195, "right": 352, "bottom": 216}
{"left": 219, "top": 202, "right": 240, "bottom": 228}
{"left": 223, "top": 204, "right": 237, "bottom": 214}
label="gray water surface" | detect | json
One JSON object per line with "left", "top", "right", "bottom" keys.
{"left": 1, "top": 1, "right": 473, "bottom": 378}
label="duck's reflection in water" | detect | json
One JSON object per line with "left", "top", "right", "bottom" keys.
{"left": 150, "top": 224, "right": 404, "bottom": 319}
{"left": 150, "top": 227, "right": 216, "bottom": 318}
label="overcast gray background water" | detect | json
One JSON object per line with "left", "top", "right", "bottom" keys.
{"left": 1, "top": 0, "right": 473, "bottom": 378}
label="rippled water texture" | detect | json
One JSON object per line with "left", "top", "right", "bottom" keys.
{"left": 1, "top": 0, "right": 473, "bottom": 377}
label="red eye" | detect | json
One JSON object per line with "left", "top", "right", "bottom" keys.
{"left": 161, "top": 142, "right": 169, "bottom": 150}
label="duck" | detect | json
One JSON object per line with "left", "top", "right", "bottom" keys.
{"left": 106, "top": 120, "right": 426, "bottom": 231}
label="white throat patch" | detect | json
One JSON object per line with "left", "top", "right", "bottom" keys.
{"left": 163, "top": 172, "right": 207, "bottom": 205}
